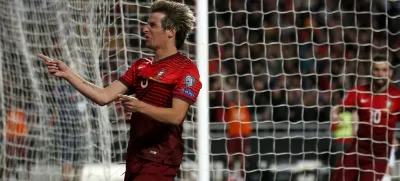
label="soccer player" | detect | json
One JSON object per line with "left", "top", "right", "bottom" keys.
{"left": 224, "top": 90, "right": 252, "bottom": 181}
{"left": 5, "top": 103, "right": 28, "bottom": 180}
{"left": 38, "top": 0, "right": 202, "bottom": 181}
{"left": 52, "top": 77, "right": 85, "bottom": 181}
{"left": 330, "top": 55, "right": 400, "bottom": 181}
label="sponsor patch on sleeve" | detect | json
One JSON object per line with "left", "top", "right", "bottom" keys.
{"left": 182, "top": 88, "right": 195, "bottom": 98}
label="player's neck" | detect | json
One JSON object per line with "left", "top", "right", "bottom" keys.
{"left": 154, "top": 46, "right": 178, "bottom": 63}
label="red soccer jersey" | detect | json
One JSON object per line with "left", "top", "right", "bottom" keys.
{"left": 118, "top": 52, "right": 202, "bottom": 169}
{"left": 341, "top": 84, "right": 400, "bottom": 157}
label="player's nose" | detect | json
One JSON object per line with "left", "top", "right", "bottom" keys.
{"left": 142, "top": 25, "right": 149, "bottom": 33}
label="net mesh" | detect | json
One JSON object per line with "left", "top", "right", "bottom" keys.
{"left": 206, "top": 0, "right": 400, "bottom": 181}
{"left": 2, "top": 0, "right": 400, "bottom": 181}
{"left": 0, "top": 0, "right": 112, "bottom": 180}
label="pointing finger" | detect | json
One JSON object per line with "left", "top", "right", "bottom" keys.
{"left": 37, "top": 53, "right": 52, "bottom": 62}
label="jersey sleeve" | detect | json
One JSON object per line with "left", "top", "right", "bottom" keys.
{"left": 340, "top": 88, "right": 357, "bottom": 107}
{"left": 117, "top": 61, "right": 138, "bottom": 94}
{"left": 173, "top": 64, "right": 202, "bottom": 105}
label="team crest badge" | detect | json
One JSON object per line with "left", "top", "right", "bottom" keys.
{"left": 155, "top": 69, "right": 166, "bottom": 79}
{"left": 387, "top": 100, "right": 392, "bottom": 108}
{"left": 382, "top": 99, "right": 393, "bottom": 113}
{"left": 185, "top": 75, "right": 195, "bottom": 87}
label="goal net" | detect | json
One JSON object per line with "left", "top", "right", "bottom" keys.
{"left": 205, "top": 0, "right": 400, "bottom": 181}
{"left": 0, "top": 0, "right": 113, "bottom": 180}
{"left": 2, "top": 0, "right": 400, "bottom": 181}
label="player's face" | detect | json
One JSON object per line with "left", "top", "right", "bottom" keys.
{"left": 142, "top": 12, "right": 174, "bottom": 50}
{"left": 372, "top": 61, "right": 392, "bottom": 87}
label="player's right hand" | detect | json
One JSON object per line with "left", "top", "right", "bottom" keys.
{"left": 331, "top": 113, "right": 343, "bottom": 123}
{"left": 37, "top": 53, "right": 69, "bottom": 78}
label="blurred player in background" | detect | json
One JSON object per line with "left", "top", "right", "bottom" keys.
{"left": 224, "top": 90, "right": 252, "bottom": 181}
{"left": 5, "top": 101, "right": 28, "bottom": 180}
{"left": 38, "top": 0, "right": 202, "bottom": 181}
{"left": 330, "top": 55, "right": 400, "bottom": 181}
{"left": 52, "top": 64, "right": 85, "bottom": 181}
{"left": 48, "top": 37, "right": 86, "bottom": 181}
{"left": 330, "top": 110, "right": 358, "bottom": 176}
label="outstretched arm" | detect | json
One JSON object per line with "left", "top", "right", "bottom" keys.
{"left": 38, "top": 54, "right": 128, "bottom": 106}
{"left": 66, "top": 72, "right": 128, "bottom": 106}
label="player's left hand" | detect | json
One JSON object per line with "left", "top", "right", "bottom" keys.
{"left": 118, "top": 94, "right": 143, "bottom": 113}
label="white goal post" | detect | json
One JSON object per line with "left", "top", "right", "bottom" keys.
{"left": 195, "top": 0, "right": 210, "bottom": 181}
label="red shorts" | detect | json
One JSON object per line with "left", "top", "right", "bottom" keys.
{"left": 227, "top": 136, "right": 249, "bottom": 154}
{"left": 331, "top": 151, "right": 387, "bottom": 181}
{"left": 124, "top": 155, "right": 180, "bottom": 181}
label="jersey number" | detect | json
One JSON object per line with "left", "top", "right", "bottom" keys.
{"left": 370, "top": 110, "right": 382, "bottom": 124}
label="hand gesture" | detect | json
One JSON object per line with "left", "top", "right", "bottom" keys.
{"left": 331, "top": 113, "right": 343, "bottom": 123}
{"left": 118, "top": 94, "right": 143, "bottom": 113}
{"left": 37, "top": 53, "right": 69, "bottom": 78}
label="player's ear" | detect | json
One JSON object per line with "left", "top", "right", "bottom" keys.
{"left": 167, "top": 28, "right": 176, "bottom": 38}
